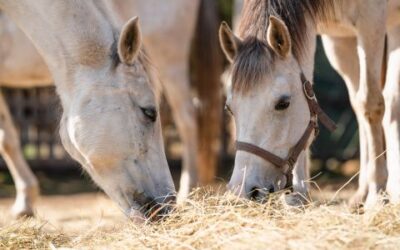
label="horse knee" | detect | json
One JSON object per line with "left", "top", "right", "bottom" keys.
{"left": 0, "top": 128, "right": 23, "bottom": 159}
{"left": 0, "top": 122, "right": 16, "bottom": 151}
{"left": 0, "top": 116, "right": 38, "bottom": 187}
{"left": 355, "top": 91, "right": 385, "bottom": 123}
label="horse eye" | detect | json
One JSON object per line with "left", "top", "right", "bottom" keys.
{"left": 141, "top": 107, "right": 157, "bottom": 122}
{"left": 225, "top": 104, "right": 234, "bottom": 116}
{"left": 275, "top": 97, "right": 291, "bottom": 111}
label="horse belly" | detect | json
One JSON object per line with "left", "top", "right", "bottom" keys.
{"left": 317, "top": 0, "right": 359, "bottom": 37}
{"left": 0, "top": 63, "right": 52, "bottom": 88}
{"left": 117, "top": 0, "right": 199, "bottom": 37}
{"left": 318, "top": 0, "right": 398, "bottom": 37}
{"left": 0, "top": 14, "right": 52, "bottom": 87}
{"left": 318, "top": 23, "right": 357, "bottom": 37}
{"left": 121, "top": 0, "right": 200, "bottom": 73}
{"left": 0, "top": 38, "right": 52, "bottom": 87}
{"left": 387, "top": 0, "right": 400, "bottom": 30}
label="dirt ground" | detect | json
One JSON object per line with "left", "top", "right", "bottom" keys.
{"left": 0, "top": 193, "right": 125, "bottom": 234}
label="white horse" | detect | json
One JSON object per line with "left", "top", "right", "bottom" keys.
{"left": 220, "top": 0, "right": 400, "bottom": 208}
{"left": 106, "top": 1, "right": 200, "bottom": 201}
{"left": 107, "top": 0, "right": 223, "bottom": 200}
{"left": 0, "top": 0, "right": 222, "bottom": 217}
{"left": 0, "top": 0, "right": 176, "bottom": 219}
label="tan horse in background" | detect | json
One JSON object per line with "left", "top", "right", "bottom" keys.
{"left": 0, "top": 0, "right": 176, "bottom": 219}
{"left": 221, "top": 0, "right": 400, "bottom": 208}
{"left": 0, "top": 0, "right": 222, "bottom": 217}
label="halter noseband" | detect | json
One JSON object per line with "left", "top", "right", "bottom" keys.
{"left": 236, "top": 72, "right": 337, "bottom": 191}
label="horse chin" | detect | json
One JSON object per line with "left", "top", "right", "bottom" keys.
{"left": 128, "top": 206, "right": 146, "bottom": 224}
{"left": 124, "top": 193, "right": 176, "bottom": 223}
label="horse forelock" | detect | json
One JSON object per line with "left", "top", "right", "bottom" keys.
{"left": 233, "top": 0, "right": 336, "bottom": 93}
{"left": 232, "top": 37, "right": 275, "bottom": 93}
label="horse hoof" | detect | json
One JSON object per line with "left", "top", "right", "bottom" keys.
{"left": 349, "top": 192, "right": 366, "bottom": 211}
{"left": 11, "top": 206, "right": 35, "bottom": 219}
{"left": 387, "top": 185, "right": 400, "bottom": 204}
{"left": 284, "top": 192, "right": 309, "bottom": 207}
{"left": 11, "top": 184, "right": 39, "bottom": 219}
{"left": 364, "top": 192, "right": 388, "bottom": 210}
{"left": 177, "top": 190, "right": 189, "bottom": 205}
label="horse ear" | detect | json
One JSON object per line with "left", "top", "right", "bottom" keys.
{"left": 219, "top": 21, "right": 241, "bottom": 63}
{"left": 267, "top": 16, "right": 291, "bottom": 58}
{"left": 118, "top": 16, "right": 142, "bottom": 65}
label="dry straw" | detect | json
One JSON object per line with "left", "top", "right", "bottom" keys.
{"left": 1, "top": 187, "right": 400, "bottom": 250}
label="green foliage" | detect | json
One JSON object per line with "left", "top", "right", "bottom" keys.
{"left": 217, "top": 0, "right": 234, "bottom": 23}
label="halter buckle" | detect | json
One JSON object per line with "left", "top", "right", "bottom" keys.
{"left": 287, "top": 157, "right": 296, "bottom": 169}
{"left": 314, "top": 125, "right": 320, "bottom": 137}
{"left": 303, "top": 81, "right": 316, "bottom": 100}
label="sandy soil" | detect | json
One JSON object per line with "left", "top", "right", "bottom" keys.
{"left": 0, "top": 193, "right": 125, "bottom": 234}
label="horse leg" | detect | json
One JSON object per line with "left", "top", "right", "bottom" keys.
{"left": 0, "top": 91, "right": 39, "bottom": 217}
{"left": 193, "top": 0, "right": 223, "bottom": 186}
{"left": 383, "top": 25, "right": 400, "bottom": 204}
{"left": 162, "top": 64, "right": 198, "bottom": 202}
{"left": 354, "top": 7, "right": 387, "bottom": 207}
{"left": 321, "top": 35, "right": 370, "bottom": 206}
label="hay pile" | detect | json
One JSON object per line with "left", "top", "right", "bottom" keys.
{"left": 1, "top": 188, "right": 400, "bottom": 250}
{"left": 0, "top": 220, "right": 69, "bottom": 249}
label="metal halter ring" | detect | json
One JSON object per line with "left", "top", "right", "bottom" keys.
{"left": 303, "top": 81, "right": 316, "bottom": 100}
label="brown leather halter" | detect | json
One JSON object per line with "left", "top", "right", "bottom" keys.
{"left": 236, "top": 72, "right": 337, "bottom": 191}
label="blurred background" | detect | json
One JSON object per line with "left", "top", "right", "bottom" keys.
{"left": 0, "top": 0, "right": 357, "bottom": 197}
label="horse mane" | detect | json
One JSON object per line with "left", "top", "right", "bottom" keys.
{"left": 232, "top": 0, "right": 336, "bottom": 92}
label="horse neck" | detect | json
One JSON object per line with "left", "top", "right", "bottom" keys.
{"left": 297, "top": 19, "right": 318, "bottom": 82}
{"left": 0, "top": 0, "right": 120, "bottom": 105}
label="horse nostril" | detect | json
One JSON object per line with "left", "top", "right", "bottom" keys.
{"left": 248, "top": 185, "right": 275, "bottom": 202}
{"left": 249, "top": 186, "right": 269, "bottom": 201}
{"left": 268, "top": 184, "right": 275, "bottom": 194}
{"left": 163, "top": 194, "right": 177, "bottom": 205}
{"left": 249, "top": 187, "right": 260, "bottom": 200}
{"left": 143, "top": 194, "right": 176, "bottom": 221}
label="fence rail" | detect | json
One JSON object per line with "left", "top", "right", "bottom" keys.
{"left": 0, "top": 87, "right": 77, "bottom": 170}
